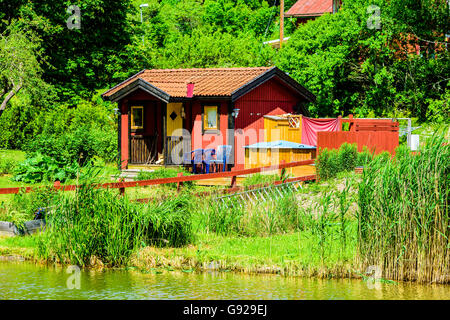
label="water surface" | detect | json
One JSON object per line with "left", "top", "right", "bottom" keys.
{"left": 0, "top": 261, "right": 448, "bottom": 300}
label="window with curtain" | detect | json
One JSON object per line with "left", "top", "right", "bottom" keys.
{"left": 204, "top": 105, "right": 218, "bottom": 130}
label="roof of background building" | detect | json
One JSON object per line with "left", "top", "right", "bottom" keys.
{"left": 285, "top": 0, "right": 333, "bottom": 17}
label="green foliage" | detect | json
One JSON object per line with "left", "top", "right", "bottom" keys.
{"left": 201, "top": 187, "right": 308, "bottom": 237}
{"left": 426, "top": 87, "right": 450, "bottom": 124}
{"left": 242, "top": 173, "right": 278, "bottom": 188}
{"left": 317, "top": 143, "right": 359, "bottom": 180}
{"left": 357, "top": 130, "right": 449, "bottom": 282}
{"left": 0, "top": 157, "right": 15, "bottom": 175}
{"left": 276, "top": 0, "right": 450, "bottom": 120}
{"left": 316, "top": 148, "right": 340, "bottom": 180}
{"left": 12, "top": 153, "right": 79, "bottom": 183}
{"left": 135, "top": 167, "right": 195, "bottom": 189}
{"left": 0, "top": 185, "right": 58, "bottom": 227}
{"left": 338, "top": 143, "right": 358, "bottom": 172}
{"left": 0, "top": 0, "right": 135, "bottom": 103}
{"left": 0, "top": 20, "right": 53, "bottom": 116}
{"left": 37, "top": 184, "right": 194, "bottom": 266}
{"left": 6, "top": 95, "right": 118, "bottom": 183}
{"left": 356, "top": 146, "right": 374, "bottom": 167}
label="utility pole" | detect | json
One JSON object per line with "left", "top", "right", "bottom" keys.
{"left": 280, "top": 0, "right": 284, "bottom": 49}
{"left": 140, "top": 3, "right": 149, "bottom": 46}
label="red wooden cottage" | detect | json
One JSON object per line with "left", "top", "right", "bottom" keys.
{"left": 101, "top": 67, "right": 316, "bottom": 170}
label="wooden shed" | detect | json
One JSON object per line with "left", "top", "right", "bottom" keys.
{"left": 264, "top": 114, "right": 302, "bottom": 143}
{"left": 244, "top": 140, "right": 316, "bottom": 177}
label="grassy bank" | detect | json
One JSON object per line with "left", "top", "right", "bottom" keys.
{"left": 130, "top": 230, "right": 357, "bottom": 279}
{"left": 0, "top": 131, "right": 448, "bottom": 284}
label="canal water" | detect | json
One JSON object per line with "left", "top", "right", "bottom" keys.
{"left": 0, "top": 261, "right": 448, "bottom": 300}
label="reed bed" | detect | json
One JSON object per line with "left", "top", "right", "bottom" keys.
{"left": 357, "top": 134, "right": 449, "bottom": 284}
{"left": 37, "top": 183, "right": 194, "bottom": 267}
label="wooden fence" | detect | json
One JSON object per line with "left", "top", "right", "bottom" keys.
{"left": 317, "top": 130, "right": 399, "bottom": 155}
{"left": 0, "top": 159, "right": 316, "bottom": 196}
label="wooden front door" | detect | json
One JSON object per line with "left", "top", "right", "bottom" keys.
{"left": 129, "top": 102, "right": 158, "bottom": 164}
{"left": 165, "top": 103, "right": 188, "bottom": 165}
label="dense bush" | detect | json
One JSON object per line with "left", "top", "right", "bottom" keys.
{"left": 10, "top": 98, "right": 118, "bottom": 183}
{"left": 12, "top": 153, "right": 79, "bottom": 183}
{"left": 338, "top": 143, "right": 358, "bottom": 172}
{"left": 316, "top": 148, "right": 340, "bottom": 180}
{"left": 24, "top": 126, "right": 117, "bottom": 167}
{"left": 317, "top": 143, "right": 359, "bottom": 180}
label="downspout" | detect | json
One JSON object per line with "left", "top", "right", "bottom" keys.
{"left": 117, "top": 102, "right": 122, "bottom": 170}
{"left": 228, "top": 101, "right": 236, "bottom": 167}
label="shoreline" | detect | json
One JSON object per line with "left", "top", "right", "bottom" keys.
{"left": 1, "top": 241, "right": 448, "bottom": 285}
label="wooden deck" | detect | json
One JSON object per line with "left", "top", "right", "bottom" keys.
{"left": 195, "top": 176, "right": 246, "bottom": 186}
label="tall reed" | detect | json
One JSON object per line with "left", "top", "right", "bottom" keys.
{"left": 357, "top": 133, "right": 449, "bottom": 283}
{"left": 37, "top": 184, "right": 194, "bottom": 267}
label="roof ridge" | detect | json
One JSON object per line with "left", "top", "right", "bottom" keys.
{"left": 142, "top": 67, "right": 272, "bottom": 72}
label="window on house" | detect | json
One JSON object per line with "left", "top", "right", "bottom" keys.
{"left": 203, "top": 106, "right": 218, "bottom": 131}
{"left": 131, "top": 106, "right": 144, "bottom": 130}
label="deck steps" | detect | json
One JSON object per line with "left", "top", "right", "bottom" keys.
{"left": 116, "top": 168, "right": 155, "bottom": 182}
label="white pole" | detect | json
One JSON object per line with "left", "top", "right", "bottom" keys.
{"left": 407, "top": 118, "right": 412, "bottom": 149}
{"left": 140, "top": 7, "right": 144, "bottom": 46}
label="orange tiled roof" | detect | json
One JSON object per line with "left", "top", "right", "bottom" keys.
{"left": 285, "top": 0, "right": 333, "bottom": 17}
{"left": 103, "top": 67, "right": 273, "bottom": 98}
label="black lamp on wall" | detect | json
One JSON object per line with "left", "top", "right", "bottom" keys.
{"left": 232, "top": 108, "right": 240, "bottom": 119}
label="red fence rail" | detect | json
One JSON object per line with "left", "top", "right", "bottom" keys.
{"left": 0, "top": 160, "right": 316, "bottom": 195}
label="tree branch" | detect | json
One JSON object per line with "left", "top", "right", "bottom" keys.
{"left": 0, "top": 77, "right": 22, "bottom": 115}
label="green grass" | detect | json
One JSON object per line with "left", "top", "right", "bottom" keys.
{"left": 242, "top": 173, "right": 279, "bottom": 188}
{"left": 0, "top": 235, "right": 39, "bottom": 258}
{"left": 0, "top": 149, "right": 26, "bottom": 163}
{"left": 131, "top": 228, "right": 357, "bottom": 278}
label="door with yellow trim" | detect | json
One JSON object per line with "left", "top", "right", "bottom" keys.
{"left": 165, "top": 103, "right": 186, "bottom": 165}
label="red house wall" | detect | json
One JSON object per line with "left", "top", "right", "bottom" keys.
{"left": 118, "top": 79, "right": 308, "bottom": 170}
{"left": 233, "top": 78, "right": 304, "bottom": 169}
{"left": 190, "top": 100, "right": 229, "bottom": 151}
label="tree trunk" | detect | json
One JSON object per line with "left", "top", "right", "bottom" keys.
{"left": 0, "top": 80, "right": 22, "bottom": 118}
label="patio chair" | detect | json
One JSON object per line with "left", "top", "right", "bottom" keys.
{"left": 183, "top": 149, "right": 204, "bottom": 174}
{"left": 192, "top": 149, "right": 204, "bottom": 174}
{"left": 210, "top": 145, "right": 232, "bottom": 172}
{"left": 202, "top": 148, "right": 216, "bottom": 174}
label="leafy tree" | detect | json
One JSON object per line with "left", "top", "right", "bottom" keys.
{"left": 1, "top": 1, "right": 135, "bottom": 103}
{"left": 276, "top": 0, "right": 450, "bottom": 119}
{"left": 0, "top": 24, "right": 51, "bottom": 118}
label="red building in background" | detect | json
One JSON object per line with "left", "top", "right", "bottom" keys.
{"left": 285, "top": 0, "right": 341, "bottom": 24}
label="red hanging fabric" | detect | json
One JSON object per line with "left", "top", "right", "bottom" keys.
{"left": 301, "top": 117, "right": 340, "bottom": 146}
